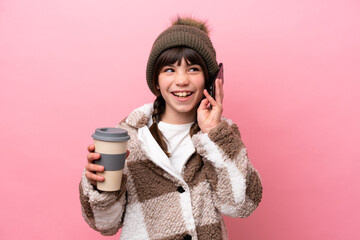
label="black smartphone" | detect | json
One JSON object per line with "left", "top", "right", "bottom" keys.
{"left": 209, "top": 63, "right": 224, "bottom": 99}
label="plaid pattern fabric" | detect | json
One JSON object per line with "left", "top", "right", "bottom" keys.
{"left": 79, "top": 103, "right": 262, "bottom": 240}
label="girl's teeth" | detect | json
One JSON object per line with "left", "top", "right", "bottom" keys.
{"left": 174, "top": 92, "right": 190, "bottom": 97}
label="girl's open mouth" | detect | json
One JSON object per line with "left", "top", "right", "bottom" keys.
{"left": 171, "top": 91, "right": 193, "bottom": 98}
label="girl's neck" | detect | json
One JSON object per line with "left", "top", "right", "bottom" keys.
{"left": 160, "top": 108, "right": 196, "bottom": 125}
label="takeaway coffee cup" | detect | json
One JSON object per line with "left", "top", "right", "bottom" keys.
{"left": 92, "top": 127, "right": 130, "bottom": 191}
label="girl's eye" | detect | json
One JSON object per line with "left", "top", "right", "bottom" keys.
{"left": 163, "top": 68, "right": 174, "bottom": 73}
{"left": 189, "top": 67, "right": 200, "bottom": 72}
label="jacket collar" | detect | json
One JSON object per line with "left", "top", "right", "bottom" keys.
{"left": 125, "top": 103, "right": 154, "bottom": 129}
{"left": 125, "top": 103, "right": 187, "bottom": 183}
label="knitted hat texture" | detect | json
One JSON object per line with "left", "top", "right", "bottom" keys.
{"left": 146, "top": 18, "right": 218, "bottom": 95}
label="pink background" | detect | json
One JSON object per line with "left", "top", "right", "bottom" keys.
{"left": 1, "top": 0, "right": 359, "bottom": 239}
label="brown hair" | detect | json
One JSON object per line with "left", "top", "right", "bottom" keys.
{"left": 150, "top": 47, "right": 206, "bottom": 157}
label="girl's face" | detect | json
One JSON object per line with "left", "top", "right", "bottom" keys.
{"left": 157, "top": 58, "right": 205, "bottom": 124}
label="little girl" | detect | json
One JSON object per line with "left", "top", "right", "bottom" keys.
{"left": 80, "top": 17, "right": 262, "bottom": 240}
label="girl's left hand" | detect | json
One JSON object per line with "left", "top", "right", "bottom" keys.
{"left": 197, "top": 78, "right": 224, "bottom": 133}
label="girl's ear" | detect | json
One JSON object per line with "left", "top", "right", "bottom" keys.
{"left": 154, "top": 84, "right": 161, "bottom": 96}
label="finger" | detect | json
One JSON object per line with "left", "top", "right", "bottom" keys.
{"left": 85, "top": 170, "right": 104, "bottom": 182}
{"left": 85, "top": 174, "right": 97, "bottom": 186}
{"left": 86, "top": 163, "right": 104, "bottom": 172}
{"left": 87, "top": 152, "right": 100, "bottom": 162}
{"left": 126, "top": 150, "right": 130, "bottom": 158}
{"left": 203, "top": 89, "right": 217, "bottom": 107}
{"left": 220, "top": 78, "right": 224, "bottom": 102}
{"left": 87, "top": 144, "right": 95, "bottom": 153}
{"left": 198, "top": 95, "right": 210, "bottom": 111}
{"left": 216, "top": 78, "right": 224, "bottom": 104}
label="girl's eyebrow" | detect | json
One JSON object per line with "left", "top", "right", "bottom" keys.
{"left": 164, "top": 63, "right": 176, "bottom": 67}
{"left": 187, "top": 63, "right": 201, "bottom": 68}
{"left": 163, "top": 62, "right": 200, "bottom": 68}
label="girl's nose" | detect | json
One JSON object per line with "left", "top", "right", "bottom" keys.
{"left": 175, "top": 72, "right": 189, "bottom": 86}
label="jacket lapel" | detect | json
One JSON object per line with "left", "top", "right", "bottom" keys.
{"left": 125, "top": 103, "right": 186, "bottom": 183}
{"left": 138, "top": 126, "right": 185, "bottom": 182}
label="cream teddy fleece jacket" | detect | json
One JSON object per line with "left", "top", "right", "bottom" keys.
{"left": 79, "top": 103, "right": 262, "bottom": 240}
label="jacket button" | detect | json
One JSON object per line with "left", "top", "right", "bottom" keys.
{"left": 184, "top": 234, "right": 192, "bottom": 240}
{"left": 177, "top": 186, "right": 185, "bottom": 193}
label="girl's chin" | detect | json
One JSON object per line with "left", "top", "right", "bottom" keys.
{"left": 178, "top": 104, "right": 199, "bottom": 114}
{"left": 166, "top": 104, "right": 197, "bottom": 114}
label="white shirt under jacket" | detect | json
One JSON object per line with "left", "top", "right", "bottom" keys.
{"left": 158, "top": 121, "right": 195, "bottom": 174}
{"left": 137, "top": 118, "right": 195, "bottom": 182}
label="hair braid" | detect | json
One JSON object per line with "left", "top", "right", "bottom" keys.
{"left": 149, "top": 96, "right": 171, "bottom": 157}
{"left": 150, "top": 96, "right": 202, "bottom": 157}
{"left": 189, "top": 121, "right": 201, "bottom": 137}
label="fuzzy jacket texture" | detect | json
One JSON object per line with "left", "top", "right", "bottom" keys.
{"left": 79, "top": 103, "right": 262, "bottom": 240}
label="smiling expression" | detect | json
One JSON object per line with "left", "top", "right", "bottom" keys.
{"left": 157, "top": 58, "right": 205, "bottom": 124}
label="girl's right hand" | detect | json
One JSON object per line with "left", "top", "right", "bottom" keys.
{"left": 85, "top": 144, "right": 105, "bottom": 186}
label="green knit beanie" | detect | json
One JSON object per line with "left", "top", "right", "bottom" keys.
{"left": 146, "top": 17, "right": 218, "bottom": 95}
